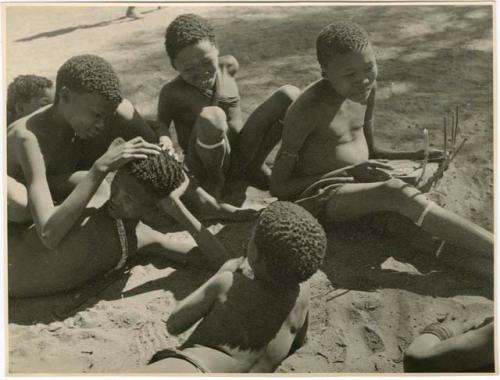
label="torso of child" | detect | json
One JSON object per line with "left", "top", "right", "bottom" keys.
{"left": 292, "top": 79, "right": 371, "bottom": 177}
{"left": 181, "top": 273, "right": 310, "bottom": 372}
{"left": 7, "top": 107, "right": 84, "bottom": 184}
{"left": 8, "top": 205, "right": 138, "bottom": 298}
{"left": 158, "top": 56, "right": 243, "bottom": 152}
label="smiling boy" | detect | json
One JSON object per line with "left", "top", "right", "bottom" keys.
{"left": 270, "top": 22, "right": 493, "bottom": 263}
{"left": 157, "top": 14, "right": 299, "bottom": 198}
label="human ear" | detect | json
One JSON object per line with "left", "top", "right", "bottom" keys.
{"left": 59, "top": 86, "right": 71, "bottom": 104}
{"left": 14, "top": 102, "right": 25, "bottom": 117}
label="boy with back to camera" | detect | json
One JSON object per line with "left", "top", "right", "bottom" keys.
{"left": 270, "top": 22, "right": 493, "bottom": 270}
{"left": 157, "top": 14, "right": 300, "bottom": 199}
{"left": 143, "top": 201, "right": 326, "bottom": 373}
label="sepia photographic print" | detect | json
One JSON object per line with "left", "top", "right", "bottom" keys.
{"left": 2, "top": 1, "right": 496, "bottom": 375}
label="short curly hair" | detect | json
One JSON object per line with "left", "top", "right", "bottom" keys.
{"left": 7, "top": 74, "right": 53, "bottom": 113}
{"left": 127, "top": 149, "right": 184, "bottom": 196}
{"left": 164, "top": 13, "right": 217, "bottom": 66}
{"left": 55, "top": 54, "right": 122, "bottom": 107}
{"left": 254, "top": 201, "right": 327, "bottom": 286}
{"left": 316, "top": 22, "right": 371, "bottom": 68}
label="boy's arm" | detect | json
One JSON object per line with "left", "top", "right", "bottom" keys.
{"left": 16, "top": 132, "right": 107, "bottom": 249}
{"left": 113, "top": 99, "right": 158, "bottom": 143}
{"left": 365, "top": 86, "right": 443, "bottom": 161}
{"left": 270, "top": 102, "right": 333, "bottom": 200}
{"left": 159, "top": 175, "right": 233, "bottom": 266}
{"left": 156, "top": 86, "right": 174, "bottom": 150}
{"left": 17, "top": 132, "right": 160, "bottom": 250}
{"left": 167, "top": 271, "right": 233, "bottom": 335}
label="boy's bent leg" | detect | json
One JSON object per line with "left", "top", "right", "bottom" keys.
{"left": 326, "top": 178, "right": 493, "bottom": 258}
{"left": 238, "top": 85, "right": 300, "bottom": 182}
{"left": 186, "top": 106, "right": 231, "bottom": 199}
{"left": 7, "top": 176, "right": 31, "bottom": 223}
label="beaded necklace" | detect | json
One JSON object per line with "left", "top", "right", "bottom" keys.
{"left": 113, "top": 218, "right": 129, "bottom": 271}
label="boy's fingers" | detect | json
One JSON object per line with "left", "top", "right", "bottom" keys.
{"left": 132, "top": 148, "right": 161, "bottom": 155}
{"left": 369, "top": 160, "right": 393, "bottom": 169}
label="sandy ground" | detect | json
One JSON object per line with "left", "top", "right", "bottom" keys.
{"left": 4, "top": 4, "right": 494, "bottom": 374}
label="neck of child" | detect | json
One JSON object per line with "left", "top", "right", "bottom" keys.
{"left": 320, "top": 78, "right": 345, "bottom": 104}
{"left": 49, "top": 102, "right": 77, "bottom": 141}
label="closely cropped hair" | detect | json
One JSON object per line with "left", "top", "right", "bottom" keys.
{"left": 164, "top": 13, "right": 216, "bottom": 66}
{"left": 127, "top": 150, "right": 184, "bottom": 196}
{"left": 7, "top": 75, "right": 53, "bottom": 113}
{"left": 55, "top": 54, "right": 122, "bottom": 107}
{"left": 254, "top": 201, "right": 326, "bottom": 286}
{"left": 316, "top": 22, "right": 370, "bottom": 68}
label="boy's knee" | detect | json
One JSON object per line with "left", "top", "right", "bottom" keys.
{"left": 276, "top": 85, "right": 300, "bottom": 104}
{"left": 197, "top": 106, "right": 228, "bottom": 144}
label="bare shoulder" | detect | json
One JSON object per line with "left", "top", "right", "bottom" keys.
{"left": 285, "top": 80, "right": 330, "bottom": 127}
{"left": 8, "top": 117, "right": 37, "bottom": 146}
{"left": 159, "top": 77, "right": 188, "bottom": 102}
{"left": 219, "top": 55, "right": 239, "bottom": 76}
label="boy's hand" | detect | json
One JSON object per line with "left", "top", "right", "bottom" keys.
{"left": 158, "top": 172, "right": 190, "bottom": 217}
{"left": 216, "top": 256, "right": 246, "bottom": 274}
{"left": 94, "top": 137, "right": 161, "bottom": 173}
{"left": 348, "top": 160, "right": 393, "bottom": 182}
{"left": 415, "top": 148, "right": 445, "bottom": 162}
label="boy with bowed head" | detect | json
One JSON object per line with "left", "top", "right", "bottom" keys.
{"left": 7, "top": 54, "right": 162, "bottom": 246}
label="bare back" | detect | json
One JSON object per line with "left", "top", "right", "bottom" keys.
{"left": 182, "top": 273, "right": 310, "bottom": 372}
{"left": 7, "top": 106, "right": 83, "bottom": 183}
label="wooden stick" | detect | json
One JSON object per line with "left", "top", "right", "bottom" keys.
{"left": 455, "top": 105, "right": 460, "bottom": 139}
{"left": 416, "top": 129, "right": 430, "bottom": 187}
{"left": 430, "top": 137, "right": 468, "bottom": 190}
{"left": 450, "top": 111, "right": 456, "bottom": 152}
{"left": 450, "top": 137, "right": 468, "bottom": 162}
{"left": 443, "top": 115, "right": 448, "bottom": 160}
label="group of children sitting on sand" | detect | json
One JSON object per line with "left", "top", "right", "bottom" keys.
{"left": 6, "top": 14, "right": 494, "bottom": 373}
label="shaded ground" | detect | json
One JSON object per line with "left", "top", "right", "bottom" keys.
{"left": 4, "top": 4, "right": 494, "bottom": 374}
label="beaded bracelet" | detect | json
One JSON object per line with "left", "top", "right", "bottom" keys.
{"left": 421, "top": 322, "right": 454, "bottom": 341}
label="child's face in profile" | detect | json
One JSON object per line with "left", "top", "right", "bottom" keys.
{"left": 323, "top": 45, "right": 377, "bottom": 104}
{"left": 16, "top": 87, "right": 55, "bottom": 119}
{"left": 61, "top": 89, "right": 117, "bottom": 139}
{"left": 108, "top": 170, "right": 160, "bottom": 219}
{"left": 173, "top": 39, "right": 219, "bottom": 90}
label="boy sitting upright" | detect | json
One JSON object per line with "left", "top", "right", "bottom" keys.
{"left": 270, "top": 22, "right": 492, "bottom": 265}
{"left": 144, "top": 201, "right": 326, "bottom": 373}
{"left": 157, "top": 13, "right": 300, "bottom": 198}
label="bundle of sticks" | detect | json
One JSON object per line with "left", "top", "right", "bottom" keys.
{"left": 417, "top": 105, "right": 467, "bottom": 189}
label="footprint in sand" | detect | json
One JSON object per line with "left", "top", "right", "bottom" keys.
{"left": 361, "top": 326, "right": 385, "bottom": 353}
